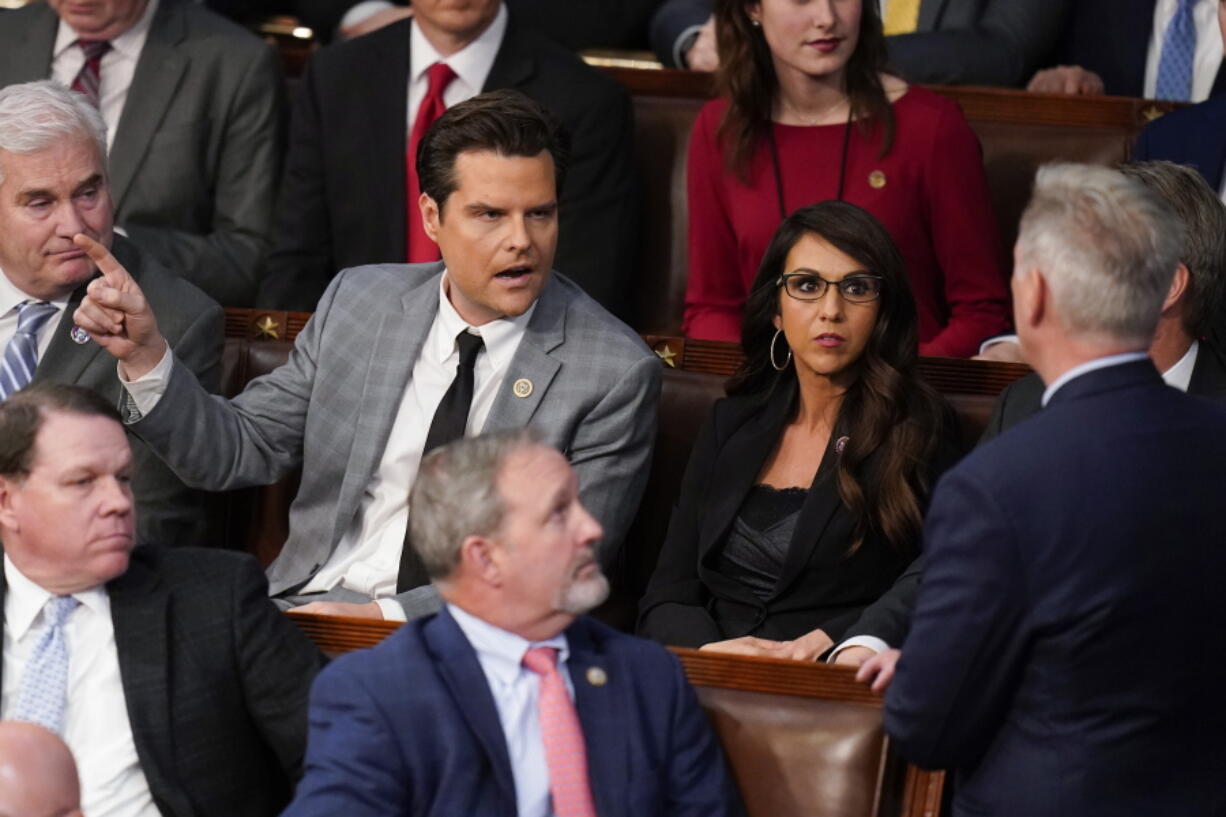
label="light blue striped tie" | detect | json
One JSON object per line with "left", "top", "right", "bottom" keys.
{"left": 1155, "top": 0, "right": 1198, "bottom": 101}
{"left": 0, "top": 301, "right": 58, "bottom": 401}
{"left": 10, "top": 595, "right": 80, "bottom": 735}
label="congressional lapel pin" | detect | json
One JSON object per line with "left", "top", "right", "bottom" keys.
{"left": 70, "top": 326, "right": 90, "bottom": 345}
{"left": 512, "top": 378, "right": 533, "bottom": 398}
{"left": 585, "top": 666, "right": 607, "bottom": 687}
{"left": 868, "top": 170, "right": 887, "bottom": 189}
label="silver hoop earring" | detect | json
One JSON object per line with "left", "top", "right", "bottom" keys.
{"left": 751, "top": 18, "right": 761, "bottom": 27}
{"left": 770, "top": 329, "right": 792, "bottom": 371}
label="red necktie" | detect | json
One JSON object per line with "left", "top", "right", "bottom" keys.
{"left": 522, "top": 647, "right": 598, "bottom": 817}
{"left": 71, "top": 39, "right": 111, "bottom": 109}
{"left": 406, "top": 62, "right": 457, "bottom": 262}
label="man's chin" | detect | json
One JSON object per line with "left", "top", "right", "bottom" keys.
{"left": 557, "top": 572, "right": 610, "bottom": 616}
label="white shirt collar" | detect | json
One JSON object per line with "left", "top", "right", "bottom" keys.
{"left": 0, "top": 269, "right": 72, "bottom": 318}
{"left": 447, "top": 603, "right": 569, "bottom": 689}
{"left": 433, "top": 271, "right": 536, "bottom": 372}
{"left": 53, "top": 0, "right": 160, "bottom": 59}
{"left": 1161, "top": 339, "right": 1199, "bottom": 392}
{"left": 3, "top": 555, "right": 109, "bottom": 642}
{"left": 1040, "top": 351, "right": 1150, "bottom": 406}
{"left": 409, "top": 2, "right": 506, "bottom": 95}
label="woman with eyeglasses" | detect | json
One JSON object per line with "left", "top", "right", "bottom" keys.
{"left": 683, "top": 0, "right": 1010, "bottom": 358}
{"left": 639, "top": 202, "right": 960, "bottom": 658}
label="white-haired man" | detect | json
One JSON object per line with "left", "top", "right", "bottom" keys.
{"left": 881, "top": 163, "right": 1226, "bottom": 817}
{"left": 0, "top": 80, "right": 221, "bottom": 547}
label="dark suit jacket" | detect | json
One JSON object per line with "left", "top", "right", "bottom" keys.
{"left": 0, "top": 547, "right": 324, "bottom": 817}
{"left": 649, "top": 0, "right": 1064, "bottom": 86}
{"left": 260, "top": 15, "right": 639, "bottom": 320}
{"left": 295, "top": 0, "right": 660, "bottom": 48}
{"left": 1133, "top": 94, "right": 1226, "bottom": 191}
{"left": 0, "top": 0, "right": 285, "bottom": 306}
{"left": 30, "top": 235, "right": 224, "bottom": 548}
{"left": 638, "top": 379, "right": 960, "bottom": 648}
{"left": 283, "top": 607, "right": 744, "bottom": 817}
{"left": 1048, "top": 0, "right": 1226, "bottom": 98}
{"left": 885, "top": 360, "right": 1226, "bottom": 817}
{"left": 847, "top": 343, "right": 1226, "bottom": 648}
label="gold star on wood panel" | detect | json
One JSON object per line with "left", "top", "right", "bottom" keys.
{"left": 654, "top": 344, "right": 677, "bottom": 368}
{"left": 1141, "top": 105, "right": 1165, "bottom": 122}
{"left": 255, "top": 315, "right": 280, "bottom": 339}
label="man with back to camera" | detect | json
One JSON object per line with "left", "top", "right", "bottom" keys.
{"left": 0, "top": 79, "right": 222, "bottom": 548}
{"left": 0, "top": 0, "right": 285, "bottom": 306}
{"left": 283, "top": 429, "right": 745, "bottom": 817}
{"left": 72, "top": 90, "right": 661, "bottom": 623}
{"left": 875, "top": 164, "right": 1226, "bottom": 816}
{"left": 0, "top": 382, "right": 323, "bottom": 817}
{"left": 260, "top": 0, "right": 639, "bottom": 320}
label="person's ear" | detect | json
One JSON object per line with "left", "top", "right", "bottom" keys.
{"left": 1162, "top": 263, "right": 1190, "bottom": 315}
{"left": 458, "top": 534, "right": 503, "bottom": 588}
{"left": 0, "top": 475, "right": 20, "bottom": 534}
{"left": 1012, "top": 267, "right": 1047, "bottom": 331}
{"left": 421, "top": 194, "right": 442, "bottom": 243}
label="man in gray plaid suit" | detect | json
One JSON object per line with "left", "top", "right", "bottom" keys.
{"left": 73, "top": 90, "right": 661, "bottom": 622}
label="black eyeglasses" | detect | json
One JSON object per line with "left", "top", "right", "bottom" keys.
{"left": 776, "top": 272, "right": 884, "bottom": 303}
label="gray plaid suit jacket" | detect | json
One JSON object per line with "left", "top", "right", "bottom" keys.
{"left": 129, "top": 263, "right": 661, "bottom": 615}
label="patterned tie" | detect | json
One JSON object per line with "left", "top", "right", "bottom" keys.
{"left": 883, "top": 0, "right": 922, "bottom": 35}
{"left": 0, "top": 301, "right": 58, "bottom": 402}
{"left": 10, "top": 596, "right": 80, "bottom": 735}
{"left": 1155, "top": 0, "right": 1198, "bottom": 101}
{"left": 522, "top": 647, "right": 598, "bottom": 817}
{"left": 406, "top": 62, "right": 458, "bottom": 263}
{"left": 396, "top": 329, "right": 485, "bottom": 592}
{"left": 71, "top": 39, "right": 111, "bottom": 109}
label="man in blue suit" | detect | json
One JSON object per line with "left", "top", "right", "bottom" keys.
{"left": 283, "top": 430, "right": 744, "bottom": 817}
{"left": 881, "top": 164, "right": 1226, "bottom": 817}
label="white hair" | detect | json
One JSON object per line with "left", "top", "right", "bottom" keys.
{"left": 1016, "top": 163, "right": 1182, "bottom": 348}
{"left": 0, "top": 81, "right": 108, "bottom": 185}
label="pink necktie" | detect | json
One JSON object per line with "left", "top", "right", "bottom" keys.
{"left": 72, "top": 39, "right": 110, "bottom": 108}
{"left": 406, "top": 61, "right": 457, "bottom": 263}
{"left": 522, "top": 647, "right": 599, "bottom": 817}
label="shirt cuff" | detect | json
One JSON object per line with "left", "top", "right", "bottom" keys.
{"left": 376, "top": 597, "right": 407, "bottom": 622}
{"left": 979, "top": 333, "right": 1019, "bottom": 355}
{"left": 339, "top": 0, "right": 395, "bottom": 31}
{"left": 118, "top": 341, "right": 172, "bottom": 420}
{"left": 673, "top": 23, "right": 705, "bottom": 69}
{"left": 827, "top": 635, "right": 891, "bottom": 663}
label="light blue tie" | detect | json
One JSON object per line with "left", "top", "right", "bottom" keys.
{"left": 0, "top": 301, "right": 58, "bottom": 401}
{"left": 10, "top": 595, "right": 80, "bottom": 735}
{"left": 1155, "top": 0, "right": 1198, "bottom": 101}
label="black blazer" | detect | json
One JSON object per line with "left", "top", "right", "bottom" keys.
{"left": 638, "top": 379, "right": 960, "bottom": 648}
{"left": 0, "top": 547, "right": 324, "bottom": 817}
{"left": 260, "top": 15, "right": 640, "bottom": 319}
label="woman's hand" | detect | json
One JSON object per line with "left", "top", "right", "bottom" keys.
{"left": 699, "top": 629, "right": 833, "bottom": 661}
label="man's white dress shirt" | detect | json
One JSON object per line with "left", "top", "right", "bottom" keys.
{"left": 1144, "top": 0, "right": 1225, "bottom": 102}
{"left": 1, "top": 557, "right": 157, "bottom": 817}
{"left": 449, "top": 603, "right": 573, "bottom": 817}
{"left": 50, "top": 0, "right": 161, "bottom": 153}
{"left": 0, "top": 269, "right": 70, "bottom": 363}
{"left": 123, "top": 273, "right": 533, "bottom": 619}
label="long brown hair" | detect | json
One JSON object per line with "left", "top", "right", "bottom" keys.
{"left": 728, "top": 201, "right": 945, "bottom": 554}
{"left": 714, "top": 0, "right": 896, "bottom": 178}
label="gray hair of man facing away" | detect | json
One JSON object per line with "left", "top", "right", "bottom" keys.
{"left": 1016, "top": 162, "right": 1184, "bottom": 349}
{"left": 1120, "top": 160, "right": 1226, "bottom": 340}
{"left": 409, "top": 428, "right": 546, "bottom": 583}
{"left": 0, "top": 721, "right": 83, "bottom": 817}
{"left": 0, "top": 80, "right": 108, "bottom": 185}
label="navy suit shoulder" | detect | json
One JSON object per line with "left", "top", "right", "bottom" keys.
{"left": 1133, "top": 95, "right": 1226, "bottom": 190}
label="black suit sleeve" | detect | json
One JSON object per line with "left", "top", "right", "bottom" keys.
{"left": 885, "top": 0, "right": 1069, "bottom": 87}
{"left": 649, "top": 0, "right": 712, "bottom": 67}
{"left": 229, "top": 555, "right": 326, "bottom": 781}
{"left": 259, "top": 55, "right": 338, "bottom": 311}
{"left": 638, "top": 409, "right": 723, "bottom": 647}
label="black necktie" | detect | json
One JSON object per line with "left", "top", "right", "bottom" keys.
{"left": 397, "top": 330, "right": 485, "bottom": 592}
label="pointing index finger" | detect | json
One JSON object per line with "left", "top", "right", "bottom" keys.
{"left": 73, "top": 233, "right": 132, "bottom": 289}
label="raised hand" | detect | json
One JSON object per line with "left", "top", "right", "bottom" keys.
{"left": 70, "top": 233, "right": 167, "bottom": 379}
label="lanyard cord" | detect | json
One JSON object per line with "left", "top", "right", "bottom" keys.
{"left": 766, "top": 105, "right": 855, "bottom": 221}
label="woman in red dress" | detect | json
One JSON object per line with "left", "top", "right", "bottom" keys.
{"left": 685, "top": 0, "right": 1011, "bottom": 357}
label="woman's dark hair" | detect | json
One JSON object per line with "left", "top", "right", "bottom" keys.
{"left": 713, "top": 0, "right": 896, "bottom": 178}
{"left": 729, "top": 201, "right": 944, "bottom": 554}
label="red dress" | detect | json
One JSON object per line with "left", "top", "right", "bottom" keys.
{"left": 684, "top": 88, "right": 1010, "bottom": 358}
